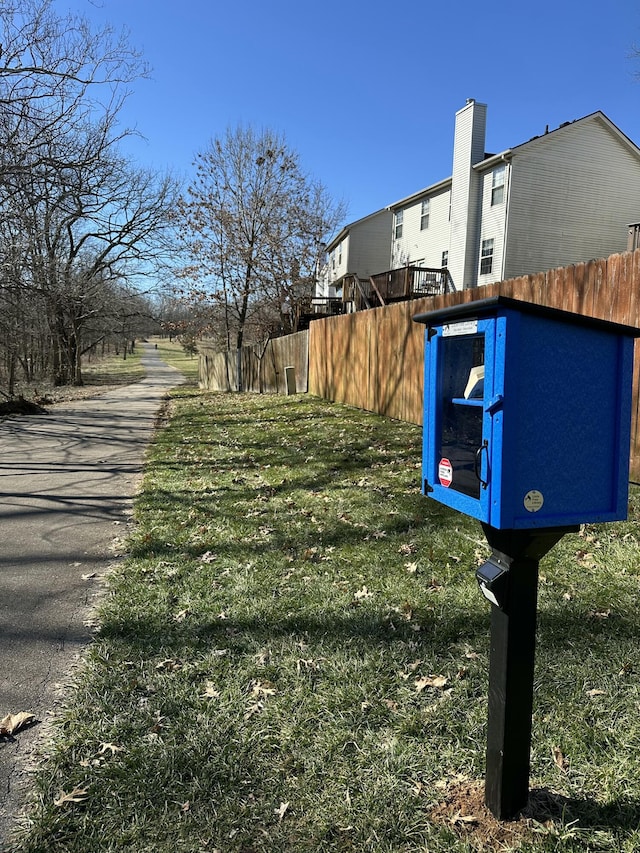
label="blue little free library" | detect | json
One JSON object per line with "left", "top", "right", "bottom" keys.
{"left": 414, "top": 295, "right": 640, "bottom": 820}
{"left": 414, "top": 295, "right": 640, "bottom": 531}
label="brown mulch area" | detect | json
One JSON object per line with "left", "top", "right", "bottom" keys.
{"left": 428, "top": 778, "right": 577, "bottom": 850}
{"left": 0, "top": 398, "right": 49, "bottom": 416}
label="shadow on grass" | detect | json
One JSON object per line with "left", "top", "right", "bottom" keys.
{"left": 526, "top": 787, "right": 640, "bottom": 838}
{"left": 96, "top": 602, "right": 491, "bottom": 659}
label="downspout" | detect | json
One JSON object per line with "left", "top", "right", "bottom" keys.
{"left": 501, "top": 153, "right": 513, "bottom": 282}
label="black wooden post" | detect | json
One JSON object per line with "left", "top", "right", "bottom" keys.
{"left": 484, "top": 551, "right": 539, "bottom": 818}
{"left": 480, "top": 525, "right": 577, "bottom": 820}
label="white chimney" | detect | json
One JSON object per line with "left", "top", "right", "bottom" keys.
{"left": 448, "top": 100, "right": 487, "bottom": 289}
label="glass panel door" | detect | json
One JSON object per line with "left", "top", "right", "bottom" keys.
{"left": 438, "top": 332, "right": 486, "bottom": 499}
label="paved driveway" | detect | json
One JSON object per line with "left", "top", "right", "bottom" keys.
{"left": 0, "top": 344, "right": 184, "bottom": 845}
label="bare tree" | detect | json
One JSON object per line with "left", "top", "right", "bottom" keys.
{"left": 0, "top": 0, "right": 179, "bottom": 393}
{"left": 0, "top": 0, "right": 146, "bottom": 181}
{"left": 176, "top": 125, "right": 345, "bottom": 390}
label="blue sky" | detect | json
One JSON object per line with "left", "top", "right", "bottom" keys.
{"left": 56, "top": 0, "right": 640, "bottom": 231}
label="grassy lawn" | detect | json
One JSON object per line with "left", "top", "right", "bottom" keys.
{"left": 73, "top": 336, "right": 199, "bottom": 388}
{"left": 12, "top": 391, "right": 640, "bottom": 852}
{"left": 82, "top": 336, "right": 200, "bottom": 385}
{"left": 151, "top": 337, "right": 200, "bottom": 383}
{"left": 81, "top": 348, "right": 145, "bottom": 386}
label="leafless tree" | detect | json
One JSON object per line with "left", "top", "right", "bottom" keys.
{"left": 0, "top": 0, "right": 179, "bottom": 393}
{"left": 176, "top": 125, "right": 345, "bottom": 390}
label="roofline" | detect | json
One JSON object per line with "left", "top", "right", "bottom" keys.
{"left": 388, "top": 176, "right": 452, "bottom": 211}
{"left": 368, "top": 109, "right": 640, "bottom": 217}
{"left": 325, "top": 207, "right": 392, "bottom": 251}
{"left": 472, "top": 111, "right": 640, "bottom": 171}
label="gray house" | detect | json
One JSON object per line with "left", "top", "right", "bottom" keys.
{"left": 314, "top": 208, "right": 393, "bottom": 312}
{"left": 389, "top": 99, "right": 640, "bottom": 291}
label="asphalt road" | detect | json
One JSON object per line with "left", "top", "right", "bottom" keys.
{"left": 0, "top": 344, "right": 184, "bottom": 847}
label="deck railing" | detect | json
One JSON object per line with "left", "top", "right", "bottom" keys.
{"left": 369, "top": 266, "right": 455, "bottom": 304}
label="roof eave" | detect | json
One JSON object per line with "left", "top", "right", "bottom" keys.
{"left": 388, "top": 176, "right": 453, "bottom": 211}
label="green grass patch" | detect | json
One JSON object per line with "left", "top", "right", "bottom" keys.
{"left": 13, "top": 392, "right": 640, "bottom": 852}
{"left": 81, "top": 348, "right": 145, "bottom": 386}
{"left": 151, "top": 337, "right": 200, "bottom": 382}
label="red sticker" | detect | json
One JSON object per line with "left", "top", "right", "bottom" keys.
{"left": 438, "top": 458, "right": 453, "bottom": 488}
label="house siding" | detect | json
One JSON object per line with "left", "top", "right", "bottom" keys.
{"left": 504, "top": 117, "right": 640, "bottom": 279}
{"left": 476, "top": 163, "right": 510, "bottom": 284}
{"left": 347, "top": 210, "right": 393, "bottom": 277}
{"left": 390, "top": 185, "right": 451, "bottom": 269}
{"left": 330, "top": 234, "right": 350, "bottom": 283}
{"left": 324, "top": 210, "right": 393, "bottom": 287}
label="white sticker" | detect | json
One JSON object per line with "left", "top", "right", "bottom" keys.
{"left": 524, "top": 490, "right": 544, "bottom": 513}
{"left": 442, "top": 320, "right": 478, "bottom": 337}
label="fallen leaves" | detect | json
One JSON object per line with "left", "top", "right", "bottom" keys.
{"left": 54, "top": 786, "right": 89, "bottom": 807}
{"left": 415, "top": 675, "right": 449, "bottom": 692}
{"left": 199, "top": 551, "right": 217, "bottom": 563}
{"left": 0, "top": 711, "right": 35, "bottom": 737}
{"left": 98, "top": 742, "right": 123, "bottom": 756}
{"left": 451, "top": 811, "right": 479, "bottom": 826}
{"left": 552, "top": 745, "right": 569, "bottom": 772}
{"left": 243, "top": 679, "right": 277, "bottom": 720}
{"left": 202, "top": 681, "right": 221, "bottom": 700}
{"left": 274, "top": 801, "right": 290, "bottom": 822}
{"left": 251, "top": 680, "right": 277, "bottom": 698}
{"left": 352, "top": 585, "right": 373, "bottom": 603}
{"left": 155, "top": 658, "right": 183, "bottom": 672}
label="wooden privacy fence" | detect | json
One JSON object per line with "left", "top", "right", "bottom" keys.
{"left": 199, "top": 330, "right": 309, "bottom": 394}
{"left": 308, "top": 249, "right": 640, "bottom": 481}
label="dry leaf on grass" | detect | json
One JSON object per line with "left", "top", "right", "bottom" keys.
{"left": 155, "top": 658, "right": 183, "bottom": 672}
{"left": 97, "top": 742, "right": 123, "bottom": 755}
{"left": 274, "top": 801, "right": 290, "bottom": 822}
{"left": 451, "top": 811, "right": 479, "bottom": 825}
{"left": 415, "top": 675, "right": 448, "bottom": 692}
{"left": 251, "top": 680, "right": 277, "bottom": 697}
{"left": 202, "top": 682, "right": 221, "bottom": 700}
{"left": 353, "top": 585, "right": 373, "bottom": 602}
{"left": 54, "top": 786, "right": 89, "bottom": 807}
{"left": 199, "top": 551, "right": 217, "bottom": 563}
{"left": 552, "top": 745, "right": 568, "bottom": 772}
{"left": 244, "top": 701, "right": 264, "bottom": 720}
{"left": 0, "top": 711, "right": 35, "bottom": 737}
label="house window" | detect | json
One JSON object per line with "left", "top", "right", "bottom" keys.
{"left": 420, "top": 199, "right": 430, "bottom": 230}
{"left": 441, "top": 250, "right": 449, "bottom": 268}
{"left": 394, "top": 210, "right": 403, "bottom": 239}
{"left": 480, "top": 239, "right": 494, "bottom": 275}
{"left": 338, "top": 243, "right": 342, "bottom": 266}
{"left": 491, "top": 165, "right": 505, "bottom": 206}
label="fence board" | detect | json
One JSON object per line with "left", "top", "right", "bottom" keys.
{"left": 201, "top": 248, "right": 640, "bottom": 480}
{"left": 307, "top": 248, "right": 640, "bottom": 479}
{"left": 199, "top": 331, "right": 308, "bottom": 394}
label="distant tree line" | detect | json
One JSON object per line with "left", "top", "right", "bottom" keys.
{"left": 0, "top": 0, "right": 179, "bottom": 395}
